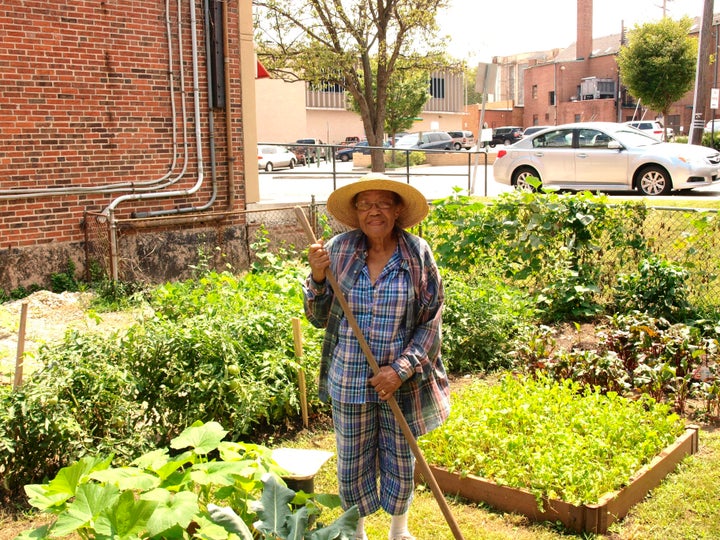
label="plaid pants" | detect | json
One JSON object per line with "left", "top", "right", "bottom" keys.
{"left": 332, "top": 400, "right": 415, "bottom": 517}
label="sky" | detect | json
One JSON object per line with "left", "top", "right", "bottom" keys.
{"left": 436, "top": 0, "right": 707, "bottom": 61}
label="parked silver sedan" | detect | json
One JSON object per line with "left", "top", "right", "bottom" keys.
{"left": 492, "top": 122, "right": 720, "bottom": 196}
{"left": 258, "top": 145, "right": 297, "bottom": 172}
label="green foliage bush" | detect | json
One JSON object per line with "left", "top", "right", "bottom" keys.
{"left": 0, "top": 266, "right": 325, "bottom": 502}
{"left": 426, "top": 190, "right": 649, "bottom": 321}
{"left": 510, "top": 312, "right": 720, "bottom": 417}
{"left": 18, "top": 421, "right": 357, "bottom": 540}
{"left": 441, "top": 270, "right": 536, "bottom": 372}
{"left": 613, "top": 255, "right": 693, "bottom": 322}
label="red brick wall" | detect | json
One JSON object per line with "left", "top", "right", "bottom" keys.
{"left": 0, "top": 0, "right": 246, "bottom": 289}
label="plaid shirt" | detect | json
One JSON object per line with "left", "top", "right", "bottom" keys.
{"left": 303, "top": 228, "right": 451, "bottom": 436}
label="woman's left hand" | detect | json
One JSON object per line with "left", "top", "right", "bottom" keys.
{"left": 370, "top": 366, "right": 402, "bottom": 401}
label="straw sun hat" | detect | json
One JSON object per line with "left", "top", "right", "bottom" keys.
{"left": 326, "top": 172, "right": 429, "bottom": 229}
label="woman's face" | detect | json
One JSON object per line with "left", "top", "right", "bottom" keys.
{"left": 354, "top": 190, "right": 403, "bottom": 240}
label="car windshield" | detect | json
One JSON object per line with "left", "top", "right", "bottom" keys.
{"left": 396, "top": 134, "right": 419, "bottom": 147}
{"left": 612, "top": 127, "right": 663, "bottom": 147}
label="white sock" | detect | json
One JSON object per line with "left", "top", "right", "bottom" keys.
{"left": 389, "top": 510, "right": 411, "bottom": 539}
{"left": 355, "top": 516, "right": 367, "bottom": 539}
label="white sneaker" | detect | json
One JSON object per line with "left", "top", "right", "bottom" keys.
{"left": 390, "top": 535, "right": 416, "bottom": 540}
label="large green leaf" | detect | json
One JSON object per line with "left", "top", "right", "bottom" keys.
{"left": 94, "top": 489, "right": 157, "bottom": 538}
{"left": 190, "top": 460, "right": 257, "bottom": 487}
{"left": 51, "top": 483, "right": 120, "bottom": 536}
{"left": 207, "top": 504, "right": 254, "bottom": 540}
{"left": 252, "top": 474, "right": 295, "bottom": 537}
{"left": 170, "top": 421, "right": 227, "bottom": 455}
{"left": 90, "top": 466, "right": 161, "bottom": 491}
{"left": 145, "top": 490, "right": 199, "bottom": 537}
{"left": 307, "top": 506, "right": 360, "bottom": 540}
{"left": 25, "top": 455, "right": 113, "bottom": 510}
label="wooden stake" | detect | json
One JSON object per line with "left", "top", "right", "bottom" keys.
{"left": 294, "top": 206, "right": 466, "bottom": 540}
{"left": 292, "top": 316, "right": 309, "bottom": 428}
{"left": 13, "top": 302, "right": 28, "bottom": 390}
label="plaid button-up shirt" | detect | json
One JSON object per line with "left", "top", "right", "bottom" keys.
{"left": 303, "top": 228, "right": 451, "bottom": 437}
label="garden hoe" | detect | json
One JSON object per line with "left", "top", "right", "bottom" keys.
{"left": 294, "top": 206, "right": 466, "bottom": 540}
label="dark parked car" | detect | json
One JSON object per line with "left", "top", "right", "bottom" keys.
{"left": 489, "top": 126, "right": 524, "bottom": 147}
{"left": 335, "top": 140, "right": 389, "bottom": 161}
{"left": 522, "top": 125, "right": 551, "bottom": 137}
{"left": 447, "top": 130, "right": 475, "bottom": 150}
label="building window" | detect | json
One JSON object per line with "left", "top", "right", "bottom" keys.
{"left": 549, "top": 90, "right": 556, "bottom": 106}
{"left": 532, "top": 85, "right": 538, "bottom": 99}
{"left": 430, "top": 77, "right": 445, "bottom": 99}
{"left": 310, "top": 81, "right": 345, "bottom": 93}
{"left": 574, "top": 114, "right": 582, "bottom": 122}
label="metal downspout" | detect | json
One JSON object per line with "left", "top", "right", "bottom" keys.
{"left": 223, "top": 0, "right": 235, "bottom": 211}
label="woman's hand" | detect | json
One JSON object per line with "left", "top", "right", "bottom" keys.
{"left": 308, "top": 241, "right": 329, "bottom": 283}
{"left": 370, "top": 366, "right": 402, "bottom": 401}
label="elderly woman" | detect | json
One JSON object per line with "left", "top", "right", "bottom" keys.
{"left": 303, "top": 173, "right": 451, "bottom": 540}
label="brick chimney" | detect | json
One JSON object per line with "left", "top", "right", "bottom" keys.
{"left": 577, "top": 0, "right": 593, "bottom": 60}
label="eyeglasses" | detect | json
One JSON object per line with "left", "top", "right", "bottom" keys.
{"left": 354, "top": 200, "right": 395, "bottom": 211}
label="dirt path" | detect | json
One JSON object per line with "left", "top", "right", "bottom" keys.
{"left": 0, "top": 291, "right": 139, "bottom": 386}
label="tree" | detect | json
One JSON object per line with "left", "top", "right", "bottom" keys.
{"left": 253, "top": 0, "right": 450, "bottom": 171}
{"left": 347, "top": 60, "right": 430, "bottom": 146}
{"left": 617, "top": 17, "right": 697, "bottom": 141}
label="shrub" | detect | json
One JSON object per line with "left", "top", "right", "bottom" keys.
{"left": 613, "top": 255, "right": 693, "bottom": 322}
{"left": 441, "top": 270, "right": 536, "bottom": 372}
{"left": 426, "top": 190, "right": 649, "bottom": 321}
{"left": 0, "top": 267, "right": 325, "bottom": 502}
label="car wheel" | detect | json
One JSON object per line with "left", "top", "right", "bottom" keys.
{"left": 289, "top": 158, "right": 295, "bottom": 169}
{"left": 489, "top": 142, "right": 496, "bottom": 148}
{"left": 512, "top": 166, "right": 540, "bottom": 192}
{"left": 454, "top": 142, "right": 462, "bottom": 150}
{"left": 637, "top": 165, "right": 672, "bottom": 196}
{"left": 265, "top": 162, "right": 273, "bottom": 172}
{"left": 503, "top": 138, "right": 512, "bottom": 145}
{"left": 340, "top": 154, "right": 350, "bottom": 162}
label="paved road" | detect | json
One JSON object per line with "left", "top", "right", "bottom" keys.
{"left": 256, "top": 159, "right": 720, "bottom": 206}
{"left": 257, "top": 159, "right": 509, "bottom": 205}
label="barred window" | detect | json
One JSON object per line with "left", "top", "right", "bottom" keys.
{"left": 429, "top": 77, "right": 445, "bottom": 99}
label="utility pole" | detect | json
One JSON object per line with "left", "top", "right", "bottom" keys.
{"left": 689, "top": 0, "right": 714, "bottom": 145}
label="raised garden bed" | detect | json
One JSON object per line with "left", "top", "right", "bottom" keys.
{"left": 418, "top": 424, "right": 698, "bottom": 534}
{"left": 416, "top": 376, "right": 700, "bottom": 534}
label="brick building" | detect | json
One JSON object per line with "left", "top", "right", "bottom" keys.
{"left": 479, "top": 0, "right": 719, "bottom": 135}
{"left": 0, "top": 0, "right": 263, "bottom": 291}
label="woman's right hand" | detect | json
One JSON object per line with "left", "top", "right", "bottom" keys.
{"left": 308, "top": 241, "right": 329, "bottom": 283}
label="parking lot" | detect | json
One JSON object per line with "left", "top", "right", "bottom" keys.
{"left": 256, "top": 156, "right": 508, "bottom": 205}
{"left": 256, "top": 156, "right": 720, "bottom": 205}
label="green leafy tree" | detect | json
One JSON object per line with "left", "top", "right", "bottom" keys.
{"left": 347, "top": 60, "right": 430, "bottom": 146}
{"left": 464, "top": 63, "right": 483, "bottom": 106}
{"left": 617, "top": 16, "right": 697, "bottom": 141}
{"left": 254, "top": 0, "right": 449, "bottom": 171}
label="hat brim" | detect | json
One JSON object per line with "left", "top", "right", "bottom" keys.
{"left": 326, "top": 174, "right": 429, "bottom": 229}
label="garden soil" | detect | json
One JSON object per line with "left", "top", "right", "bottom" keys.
{"left": 0, "top": 291, "right": 140, "bottom": 387}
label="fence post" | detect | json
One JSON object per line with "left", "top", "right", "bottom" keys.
{"left": 13, "top": 302, "right": 28, "bottom": 390}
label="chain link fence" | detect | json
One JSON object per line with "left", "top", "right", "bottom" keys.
{"left": 84, "top": 201, "right": 720, "bottom": 311}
